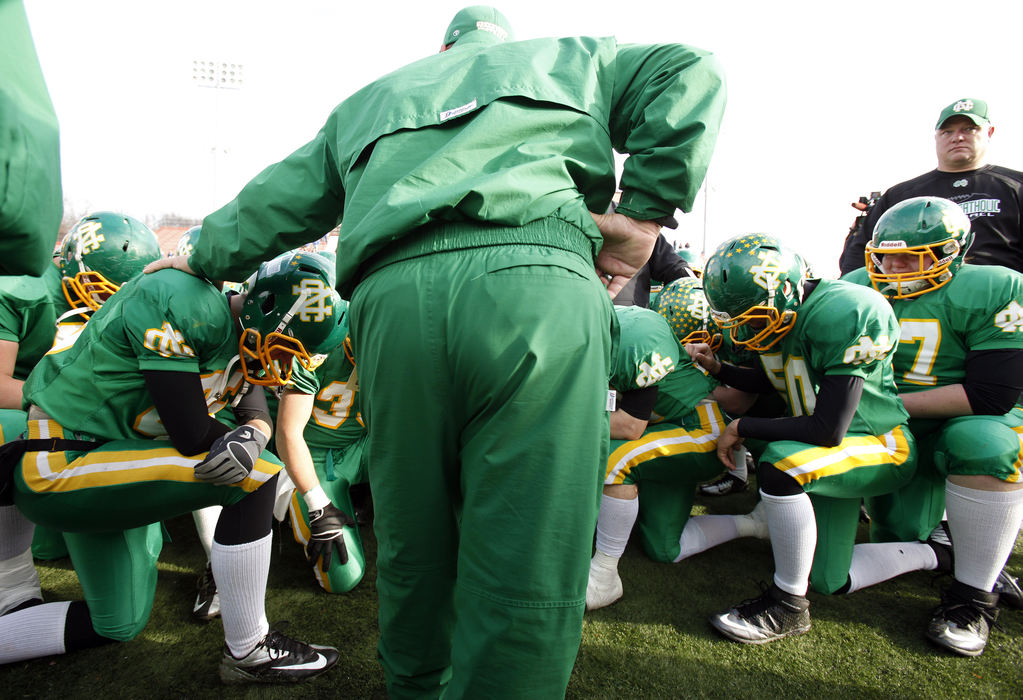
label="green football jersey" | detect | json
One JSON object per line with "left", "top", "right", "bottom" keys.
{"left": 288, "top": 342, "right": 364, "bottom": 449}
{"left": 24, "top": 269, "right": 244, "bottom": 441}
{"left": 649, "top": 361, "right": 717, "bottom": 424}
{"left": 891, "top": 265, "right": 1023, "bottom": 392}
{"left": 757, "top": 279, "right": 908, "bottom": 436}
{"left": 845, "top": 264, "right": 1023, "bottom": 393}
{"left": 609, "top": 305, "right": 714, "bottom": 423}
{"left": 0, "top": 263, "right": 59, "bottom": 380}
{"left": 610, "top": 306, "right": 679, "bottom": 392}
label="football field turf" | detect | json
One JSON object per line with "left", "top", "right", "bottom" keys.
{"left": 3, "top": 487, "right": 1021, "bottom": 699}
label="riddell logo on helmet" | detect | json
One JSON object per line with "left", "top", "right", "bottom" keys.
{"left": 876, "top": 241, "right": 907, "bottom": 249}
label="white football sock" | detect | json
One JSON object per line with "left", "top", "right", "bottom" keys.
{"left": 946, "top": 481, "right": 1023, "bottom": 591}
{"left": 0, "top": 504, "right": 34, "bottom": 558}
{"left": 675, "top": 515, "right": 740, "bottom": 562}
{"left": 0, "top": 547, "right": 43, "bottom": 616}
{"left": 589, "top": 550, "right": 619, "bottom": 574}
{"left": 731, "top": 447, "right": 749, "bottom": 482}
{"left": 213, "top": 533, "right": 271, "bottom": 658}
{"left": 762, "top": 490, "right": 816, "bottom": 596}
{"left": 594, "top": 494, "right": 639, "bottom": 559}
{"left": 0, "top": 505, "right": 42, "bottom": 615}
{"left": 0, "top": 600, "right": 70, "bottom": 664}
{"left": 845, "top": 541, "right": 938, "bottom": 593}
{"left": 191, "top": 506, "right": 222, "bottom": 561}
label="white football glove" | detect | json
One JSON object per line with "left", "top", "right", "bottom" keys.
{"left": 193, "top": 425, "right": 269, "bottom": 485}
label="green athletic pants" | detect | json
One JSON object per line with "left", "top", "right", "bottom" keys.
{"left": 757, "top": 426, "right": 917, "bottom": 594}
{"left": 14, "top": 418, "right": 281, "bottom": 639}
{"left": 0, "top": 408, "right": 67, "bottom": 559}
{"left": 867, "top": 408, "right": 1023, "bottom": 543}
{"left": 351, "top": 239, "right": 612, "bottom": 700}
{"left": 606, "top": 404, "right": 726, "bottom": 562}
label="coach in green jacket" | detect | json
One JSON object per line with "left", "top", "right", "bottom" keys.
{"left": 0, "top": 0, "right": 62, "bottom": 277}
{"left": 154, "top": 6, "right": 726, "bottom": 697}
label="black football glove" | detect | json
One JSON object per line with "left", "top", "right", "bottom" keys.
{"left": 193, "top": 425, "right": 268, "bottom": 485}
{"left": 306, "top": 502, "right": 356, "bottom": 570}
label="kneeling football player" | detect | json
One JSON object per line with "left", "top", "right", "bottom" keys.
{"left": 0, "top": 252, "right": 345, "bottom": 684}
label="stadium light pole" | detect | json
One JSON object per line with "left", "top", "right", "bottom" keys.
{"left": 701, "top": 170, "right": 710, "bottom": 257}
{"left": 192, "top": 60, "right": 244, "bottom": 211}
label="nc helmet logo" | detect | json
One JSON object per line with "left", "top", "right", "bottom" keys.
{"left": 75, "top": 221, "right": 105, "bottom": 255}
{"left": 686, "top": 294, "right": 711, "bottom": 321}
{"left": 953, "top": 100, "right": 974, "bottom": 113}
{"left": 749, "top": 251, "right": 785, "bottom": 293}
{"left": 292, "top": 279, "right": 334, "bottom": 322}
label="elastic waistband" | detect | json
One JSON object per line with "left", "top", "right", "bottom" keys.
{"left": 358, "top": 217, "right": 596, "bottom": 283}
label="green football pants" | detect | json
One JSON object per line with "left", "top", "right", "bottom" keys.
{"left": 758, "top": 425, "right": 917, "bottom": 594}
{"left": 14, "top": 417, "right": 282, "bottom": 639}
{"left": 867, "top": 409, "right": 1023, "bottom": 543}
{"left": 606, "top": 403, "right": 726, "bottom": 562}
{"left": 0, "top": 408, "right": 68, "bottom": 559}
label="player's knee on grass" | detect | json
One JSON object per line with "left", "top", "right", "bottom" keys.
{"left": 810, "top": 568, "right": 851, "bottom": 596}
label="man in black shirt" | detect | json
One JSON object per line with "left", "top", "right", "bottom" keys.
{"left": 840, "top": 99, "right": 1023, "bottom": 275}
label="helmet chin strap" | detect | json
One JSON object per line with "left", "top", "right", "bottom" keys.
{"left": 274, "top": 288, "right": 310, "bottom": 335}
{"left": 211, "top": 354, "right": 242, "bottom": 402}
{"left": 74, "top": 235, "right": 92, "bottom": 275}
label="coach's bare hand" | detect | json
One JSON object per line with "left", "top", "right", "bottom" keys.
{"left": 145, "top": 255, "right": 196, "bottom": 276}
{"left": 590, "top": 212, "right": 660, "bottom": 298}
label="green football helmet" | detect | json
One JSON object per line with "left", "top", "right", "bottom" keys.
{"left": 59, "top": 211, "right": 162, "bottom": 311}
{"left": 652, "top": 277, "right": 722, "bottom": 351}
{"left": 239, "top": 252, "right": 346, "bottom": 386}
{"left": 866, "top": 196, "right": 973, "bottom": 299}
{"left": 313, "top": 249, "right": 337, "bottom": 287}
{"left": 175, "top": 225, "right": 202, "bottom": 257}
{"left": 702, "top": 234, "right": 807, "bottom": 352}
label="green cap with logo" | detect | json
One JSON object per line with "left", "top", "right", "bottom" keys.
{"left": 935, "top": 98, "right": 990, "bottom": 129}
{"left": 443, "top": 6, "right": 513, "bottom": 46}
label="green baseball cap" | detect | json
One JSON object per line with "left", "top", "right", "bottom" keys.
{"left": 935, "top": 98, "right": 990, "bottom": 129}
{"left": 442, "top": 6, "right": 513, "bottom": 46}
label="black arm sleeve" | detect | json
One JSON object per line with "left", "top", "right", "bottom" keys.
{"left": 963, "top": 348, "right": 1023, "bottom": 415}
{"left": 737, "top": 374, "right": 864, "bottom": 447}
{"left": 231, "top": 385, "right": 272, "bottom": 429}
{"left": 142, "top": 370, "right": 231, "bottom": 456}
{"left": 618, "top": 385, "right": 659, "bottom": 420}
{"left": 714, "top": 362, "right": 777, "bottom": 394}
{"left": 647, "top": 234, "right": 694, "bottom": 284}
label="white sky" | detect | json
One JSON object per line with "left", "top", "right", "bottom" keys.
{"left": 24, "top": 0, "right": 1023, "bottom": 278}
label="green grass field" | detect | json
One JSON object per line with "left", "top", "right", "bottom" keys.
{"left": 3, "top": 487, "right": 1021, "bottom": 699}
